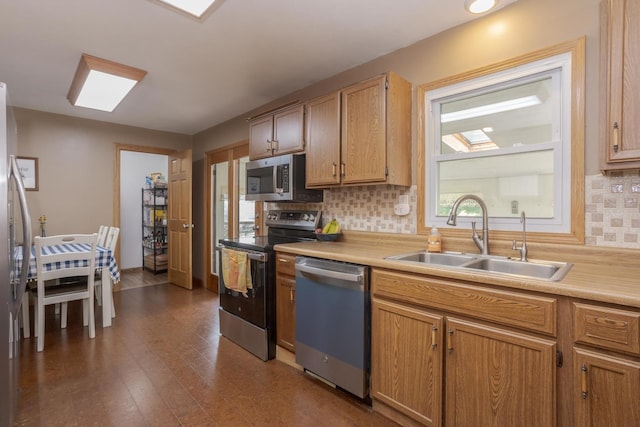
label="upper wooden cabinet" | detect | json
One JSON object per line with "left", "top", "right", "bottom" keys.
{"left": 305, "top": 92, "right": 342, "bottom": 186}
{"left": 305, "top": 72, "right": 412, "bottom": 188}
{"left": 249, "top": 104, "right": 305, "bottom": 160}
{"left": 600, "top": 0, "right": 640, "bottom": 170}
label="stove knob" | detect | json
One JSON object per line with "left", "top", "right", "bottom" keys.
{"left": 308, "top": 214, "right": 315, "bottom": 221}
{"left": 303, "top": 214, "right": 309, "bottom": 221}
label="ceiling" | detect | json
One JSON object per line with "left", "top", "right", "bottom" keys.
{"left": 0, "top": 0, "right": 516, "bottom": 136}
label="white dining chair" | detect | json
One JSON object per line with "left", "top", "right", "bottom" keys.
{"left": 96, "top": 226, "right": 119, "bottom": 317}
{"left": 97, "top": 225, "right": 109, "bottom": 247}
{"left": 32, "top": 233, "right": 98, "bottom": 352}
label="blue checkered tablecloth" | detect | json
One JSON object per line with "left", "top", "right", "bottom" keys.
{"left": 15, "top": 243, "right": 120, "bottom": 283}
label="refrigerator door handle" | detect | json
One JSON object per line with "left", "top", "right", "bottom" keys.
{"left": 10, "top": 155, "right": 32, "bottom": 291}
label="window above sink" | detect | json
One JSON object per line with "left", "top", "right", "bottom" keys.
{"left": 417, "top": 38, "right": 585, "bottom": 244}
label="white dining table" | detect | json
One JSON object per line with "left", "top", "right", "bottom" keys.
{"left": 16, "top": 243, "right": 120, "bottom": 327}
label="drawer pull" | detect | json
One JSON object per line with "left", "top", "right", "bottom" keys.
{"left": 581, "top": 364, "right": 588, "bottom": 399}
{"left": 431, "top": 325, "right": 438, "bottom": 350}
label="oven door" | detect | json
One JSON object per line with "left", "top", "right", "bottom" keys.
{"left": 219, "top": 247, "right": 271, "bottom": 328}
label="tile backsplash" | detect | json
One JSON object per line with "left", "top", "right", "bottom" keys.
{"left": 585, "top": 170, "right": 640, "bottom": 248}
{"left": 272, "top": 171, "right": 640, "bottom": 249}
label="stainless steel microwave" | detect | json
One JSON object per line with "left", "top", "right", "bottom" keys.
{"left": 246, "top": 154, "right": 323, "bottom": 203}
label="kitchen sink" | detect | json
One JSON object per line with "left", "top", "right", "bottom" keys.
{"left": 385, "top": 251, "right": 476, "bottom": 266}
{"left": 463, "top": 257, "right": 572, "bottom": 281}
{"left": 385, "top": 251, "right": 572, "bottom": 281}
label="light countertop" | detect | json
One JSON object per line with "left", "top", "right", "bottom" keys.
{"left": 274, "top": 240, "right": 640, "bottom": 309}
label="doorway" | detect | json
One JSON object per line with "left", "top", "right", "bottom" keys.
{"left": 205, "top": 141, "right": 263, "bottom": 292}
{"left": 114, "top": 144, "right": 174, "bottom": 287}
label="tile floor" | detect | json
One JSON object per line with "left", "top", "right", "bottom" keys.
{"left": 14, "top": 276, "right": 394, "bottom": 426}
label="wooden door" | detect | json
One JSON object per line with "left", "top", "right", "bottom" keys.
{"left": 371, "top": 298, "right": 443, "bottom": 426}
{"left": 168, "top": 149, "right": 192, "bottom": 289}
{"left": 248, "top": 115, "right": 273, "bottom": 160}
{"left": 601, "top": 0, "right": 640, "bottom": 168}
{"left": 272, "top": 104, "right": 305, "bottom": 156}
{"left": 445, "top": 317, "right": 556, "bottom": 427}
{"left": 341, "top": 75, "right": 387, "bottom": 185}
{"left": 574, "top": 348, "right": 640, "bottom": 427}
{"left": 305, "top": 92, "right": 341, "bottom": 187}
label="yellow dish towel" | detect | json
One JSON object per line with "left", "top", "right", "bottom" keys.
{"left": 221, "top": 248, "right": 253, "bottom": 297}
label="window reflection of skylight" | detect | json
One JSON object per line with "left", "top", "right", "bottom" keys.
{"left": 442, "top": 129, "right": 498, "bottom": 153}
{"left": 158, "top": 0, "right": 216, "bottom": 18}
{"left": 460, "top": 129, "right": 491, "bottom": 144}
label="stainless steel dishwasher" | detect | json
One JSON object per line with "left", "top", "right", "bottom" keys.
{"left": 295, "top": 256, "right": 370, "bottom": 399}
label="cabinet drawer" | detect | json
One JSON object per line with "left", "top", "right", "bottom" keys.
{"left": 372, "top": 269, "right": 557, "bottom": 336}
{"left": 573, "top": 303, "right": 640, "bottom": 356}
{"left": 276, "top": 253, "right": 297, "bottom": 276}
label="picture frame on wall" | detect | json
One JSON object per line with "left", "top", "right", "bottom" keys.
{"left": 16, "top": 156, "right": 38, "bottom": 191}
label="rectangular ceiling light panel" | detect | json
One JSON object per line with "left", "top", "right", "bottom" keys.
{"left": 67, "top": 54, "right": 147, "bottom": 112}
{"left": 158, "top": 0, "right": 216, "bottom": 18}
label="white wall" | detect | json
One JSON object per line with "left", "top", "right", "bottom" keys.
{"left": 120, "top": 151, "right": 168, "bottom": 269}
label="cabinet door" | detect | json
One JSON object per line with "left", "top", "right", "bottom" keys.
{"left": 445, "top": 318, "right": 556, "bottom": 427}
{"left": 574, "top": 348, "right": 640, "bottom": 427}
{"left": 272, "top": 104, "right": 305, "bottom": 156}
{"left": 601, "top": 0, "right": 640, "bottom": 168}
{"left": 371, "top": 298, "right": 443, "bottom": 426}
{"left": 305, "top": 92, "right": 341, "bottom": 187}
{"left": 341, "top": 75, "right": 387, "bottom": 185}
{"left": 276, "top": 274, "right": 296, "bottom": 352}
{"left": 249, "top": 115, "right": 274, "bottom": 160}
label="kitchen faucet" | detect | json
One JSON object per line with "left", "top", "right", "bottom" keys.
{"left": 512, "top": 211, "right": 528, "bottom": 261}
{"left": 446, "top": 194, "right": 490, "bottom": 255}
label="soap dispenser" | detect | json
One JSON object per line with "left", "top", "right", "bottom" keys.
{"left": 427, "top": 227, "right": 442, "bottom": 253}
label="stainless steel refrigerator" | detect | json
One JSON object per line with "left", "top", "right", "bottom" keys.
{"left": 0, "top": 82, "right": 32, "bottom": 427}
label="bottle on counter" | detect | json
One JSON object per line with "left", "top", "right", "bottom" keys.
{"left": 427, "top": 227, "right": 442, "bottom": 253}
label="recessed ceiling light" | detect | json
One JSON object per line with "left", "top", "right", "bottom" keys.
{"left": 67, "top": 54, "right": 147, "bottom": 112}
{"left": 156, "top": 0, "right": 216, "bottom": 18}
{"left": 464, "top": 0, "right": 497, "bottom": 14}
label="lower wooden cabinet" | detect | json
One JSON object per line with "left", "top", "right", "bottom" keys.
{"left": 445, "top": 318, "right": 556, "bottom": 427}
{"left": 372, "top": 298, "right": 443, "bottom": 426}
{"left": 276, "top": 253, "right": 296, "bottom": 352}
{"left": 371, "top": 268, "right": 557, "bottom": 426}
{"left": 572, "top": 302, "right": 640, "bottom": 427}
{"left": 573, "top": 348, "right": 640, "bottom": 427}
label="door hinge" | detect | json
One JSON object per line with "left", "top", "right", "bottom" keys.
{"left": 385, "top": 79, "right": 389, "bottom": 90}
{"left": 385, "top": 166, "right": 388, "bottom": 177}
{"left": 556, "top": 350, "right": 563, "bottom": 367}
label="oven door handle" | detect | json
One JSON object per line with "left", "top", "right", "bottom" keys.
{"left": 217, "top": 245, "right": 268, "bottom": 263}
{"left": 247, "top": 252, "right": 267, "bottom": 262}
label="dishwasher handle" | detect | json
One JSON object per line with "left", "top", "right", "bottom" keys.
{"left": 296, "top": 262, "right": 364, "bottom": 284}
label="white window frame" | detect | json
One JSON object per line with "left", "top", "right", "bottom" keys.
{"left": 424, "top": 52, "right": 573, "bottom": 233}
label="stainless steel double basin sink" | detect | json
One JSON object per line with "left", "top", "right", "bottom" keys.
{"left": 384, "top": 251, "right": 572, "bottom": 281}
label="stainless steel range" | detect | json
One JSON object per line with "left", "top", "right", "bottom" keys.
{"left": 218, "top": 209, "right": 320, "bottom": 361}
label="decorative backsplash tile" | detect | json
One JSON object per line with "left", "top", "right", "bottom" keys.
{"left": 270, "top": 185, "right": 418, "bottom": 234}
{"left": 585, "top": 171, "right": 640, "bottom": 248}
{"left": 271, "top": 171, "right": 640, "bottom": 249}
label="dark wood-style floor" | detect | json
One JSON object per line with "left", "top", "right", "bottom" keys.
{"left": 14, "top": 272, "right": 395, "bottom": 426}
